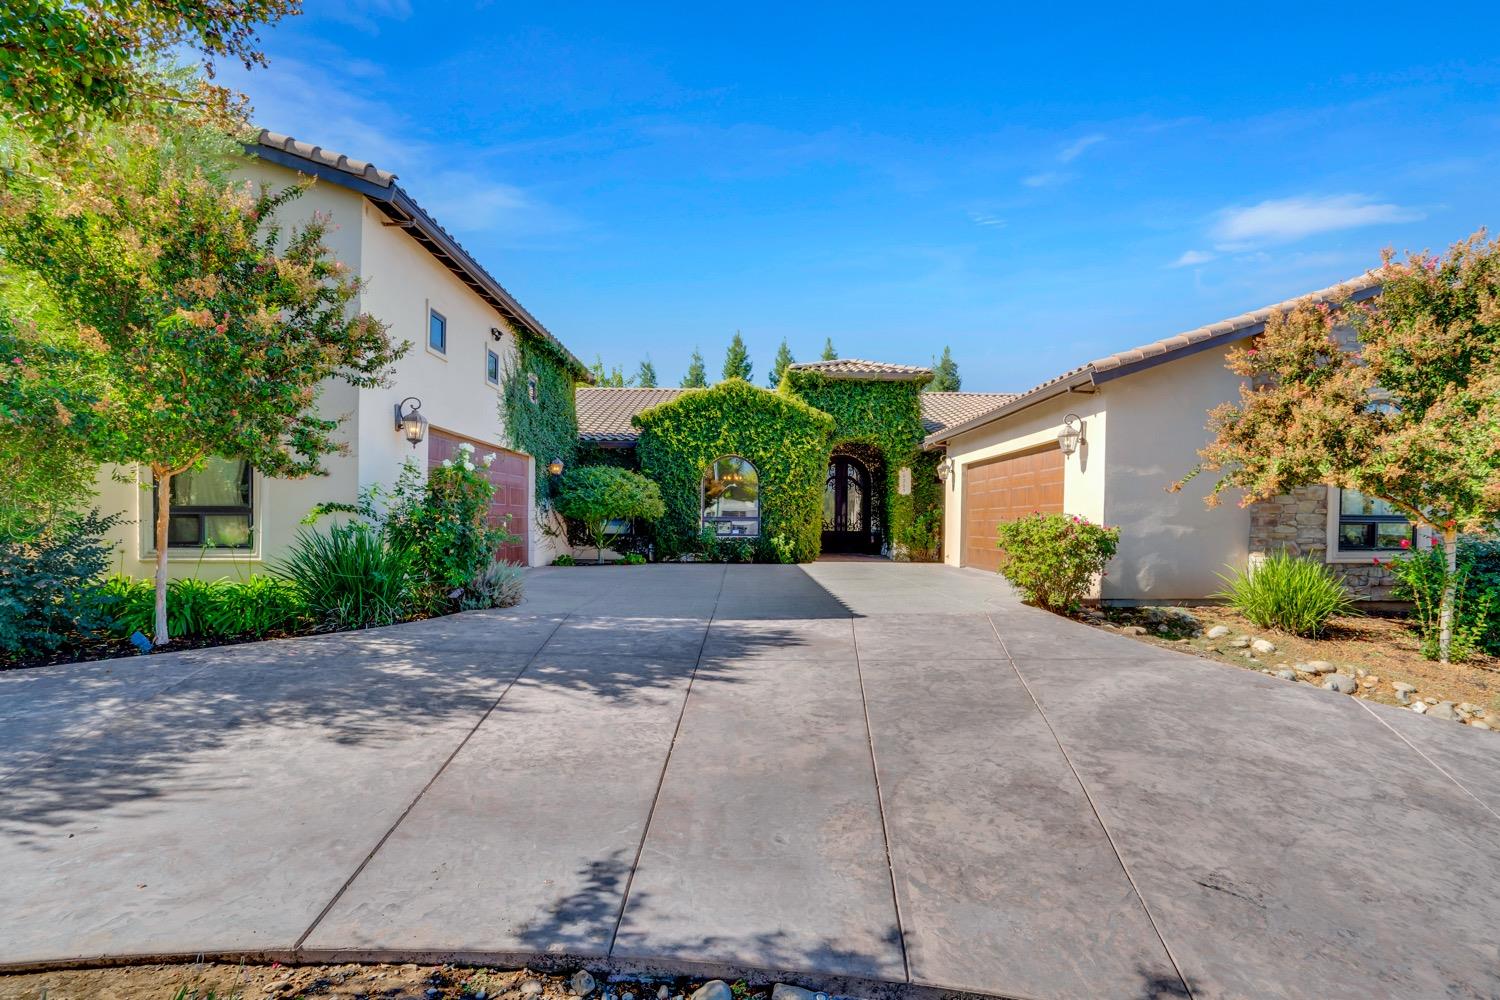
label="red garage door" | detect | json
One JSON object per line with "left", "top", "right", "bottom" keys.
{"left": 428, "top": 428, "right": 529, "bottom": 565}
{"left": 961, "top": 446, "right": 1064, "bottom": 572}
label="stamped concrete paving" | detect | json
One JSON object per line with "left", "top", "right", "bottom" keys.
{"left": 3, "top": 564, "right": 1498, "bottom": 1000}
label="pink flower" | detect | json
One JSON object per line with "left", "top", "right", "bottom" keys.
{"left": 10, "top": 357, "right": 21, "bottom": 364}
{"left": 1399, "top": 538, "right": 1410, "bottom": 549}
{"left": 1425, "top": 257, "right": 1438, "bottom": 272}
{"left": 1371, "top": 557, "right": 1381, "bottom": 566}
{"left": 214, "top": 323, "right": 226, "bottom": 334}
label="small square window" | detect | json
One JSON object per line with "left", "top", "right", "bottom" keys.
{"left": 428, "top": 309, "right": 447, "bottom": 354}
{"left": 486, "top": 347, "right": 501, "bottom": 386}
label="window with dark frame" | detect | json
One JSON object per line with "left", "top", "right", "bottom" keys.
{"left": 486, "top": 346, "right": 501, "bottom": 386}
{"left": 1337, "top": 489, "right": 1413, "bottom": 552}
{"left": 527, "top": 371, "right": 539, "bottom": 404}
{"left": 702, "top": 456, "right": 760, "bottom": 538}
{"left": 157, "top": 457, "right": 253, "bottom": 549}
{"left": 428, "top": 308, "right": 447, "bottom": 354}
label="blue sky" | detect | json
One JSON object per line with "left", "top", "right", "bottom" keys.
{"left": 226, "top": 2, "right": 1500, "bottom": 391}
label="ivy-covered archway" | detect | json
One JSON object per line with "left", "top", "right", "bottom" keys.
{"left": 633, "top": 379, "right": 834, "bottom": 561}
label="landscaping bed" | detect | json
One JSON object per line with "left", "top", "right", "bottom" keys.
{"left": 1085, "top": 605, "right": 1499, "bottom": 728}
{"left": 0, "top": 963, "right": 837, "bottom": 1000}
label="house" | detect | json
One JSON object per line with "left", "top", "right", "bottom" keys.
{"left": 925, "top": 275, "right": 1413, "bottom": 603}
{"left": 94, "top": 132, "right": 590, "bottom": 578}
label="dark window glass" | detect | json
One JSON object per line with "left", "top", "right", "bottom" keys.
{"left": 1337, "top": 489, "right": 1412, "bottom": 551}
{"left": 486, "top": 348, "right": 501, "bottom": 385}
{"left": 429, "top": 309, "right": 447, "bottom": 353}
{"left": 159, "top": 457, "right": 253, "bottom": 548}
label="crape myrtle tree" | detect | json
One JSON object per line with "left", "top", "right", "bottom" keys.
{"left": 0, "top": 123, "right": 404, "bottom": 644}
{"left": 1176, "top": 231, "right": 1500, "bottom": 662}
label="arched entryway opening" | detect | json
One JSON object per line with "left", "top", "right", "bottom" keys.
{"left": 822, "top": 444, "right": 884, "bottom": 554}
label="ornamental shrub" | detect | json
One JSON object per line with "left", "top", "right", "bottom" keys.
{"left": 1216, "top": 551, "right": 1359, "bottom": 638}
{"left": 555, "top": 465, "right": 665, "bottom": 564}
{"left": 0, "top": 510, "right": 120, "bottom": 659}
{"left": 994, "top": 513, "right": 1119, "bottom": 614}
{"left": 274, "top": 523, "right": 416, "bottom": 631}
{"left": 1387, "top": 543, "right": 1497, "bottom": 661}
{"left": 100, "top": 574, "right": 306, "bottom": 640}
{"left": 459, "top": 559, "right": 525, "bottom": 610}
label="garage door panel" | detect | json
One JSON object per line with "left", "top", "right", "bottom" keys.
{"left": 428, "top": 429, "right": 529, "bottom": 565}
{"left": 961, "top": 446, "right": 1064, "bottom": 572}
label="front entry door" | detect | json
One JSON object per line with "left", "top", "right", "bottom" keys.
{"left": 822, "top": 456, "right": 876, "bottom": 553}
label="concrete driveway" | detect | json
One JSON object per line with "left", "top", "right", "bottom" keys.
{"left": 3, "top": 564, "right": 1498, "bottom": 1000}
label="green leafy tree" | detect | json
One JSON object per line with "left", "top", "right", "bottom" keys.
{"left": 1178, "top": 232, "right": 1500, "bottom": 662}
{"left": 636, "top": 358, "right": 658, "bottom": 388}
{"left": 0, "top": 0, "right": 299, "bottom": 146}
{"left": 927, "top": 345, "right": 961, "bottom": 391}
{"left": 0, "top": 123, "right": 404, "bottom": 645}
{"left": 722, "top": 331, "right": 752, "bottom": 383}
{"left": 769, "top": 338, "right": 794, "bottom": 388}
{"left": 820, "top": 337, "right": 838, "bottom": 361}
{"left": 588, "top": 354, "right": 630, "bottom": 387}
{"left": 681, "top": 346, "right": 708, "bottom": 388}
{"left": 555, "top": 465, "right": 665, "bottom": 564}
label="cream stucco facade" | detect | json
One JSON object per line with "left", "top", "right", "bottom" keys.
{"left": 95, "top": 154, "right": 569, "bottom": 580}
{"left": 939, "top": 346, "right": 1253, "bottom": 602}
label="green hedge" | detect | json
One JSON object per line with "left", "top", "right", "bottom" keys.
{"left": 780, "top": 369, "right": 932, "bottom": 552}
{"left": 634, "top": 379, "right": 833, "bottom": 561}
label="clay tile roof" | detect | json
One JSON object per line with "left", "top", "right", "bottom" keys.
{"left": 788, "top": 358, "right": 933, "bottom": 380}
{"left": 576, "top": 387, "right": 690, "bottom": 442}
{"left": 918, "top": 392, "right": 1020, "bottom": 434}
{"left": 257, "top": 130, "right": 397, "bottom": 188}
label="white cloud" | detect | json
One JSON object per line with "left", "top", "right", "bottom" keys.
{"left": 1021, "top": 171, "right": 1064, "bottom": 188}
{"left": 969, "top": 212, "right": 1006, "bottom": 228}
{"left": 1168, "top": 249, "right": 1216, "bottom": 268}
{"left": 1058, "top": 133, "right": 1105, "bottom": 162}
{"left": 1212, "top": 194, "right": 1424, "bottom": 246}
{"left": 317, "top": 0, "right": 412, "bottom": 32}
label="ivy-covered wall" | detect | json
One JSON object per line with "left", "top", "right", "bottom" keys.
{"left": 634, "top": 379, "right": 834, "bottom": 561}
{"left": 502, "top": 326, "right": 583, "bottom": 506}
{"left": 780, "top": 369, "right": 932, "bottom": 553}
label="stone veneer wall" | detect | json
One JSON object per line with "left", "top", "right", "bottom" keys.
{"left": 1247, "top": 484, "right": 1400, "bottom": 601}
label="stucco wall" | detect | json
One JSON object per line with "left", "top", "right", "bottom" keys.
{"left": 1098, "top": 347, "right": 1251, "bottom": 601}
{"left": 94, "top": 156, "right": 554, "bottom": 579}
{"left": 939, "top": 389, "right": 1107, "bottom": 571}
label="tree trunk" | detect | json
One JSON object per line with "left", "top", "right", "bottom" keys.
{"left": 1438, "top": 527, "right": 1458, "bottom": 664}
{"left": 153, "top": 468, "right": 173, "bottom": 646}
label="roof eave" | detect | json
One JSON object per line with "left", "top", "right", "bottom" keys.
{"left": 922, "top": 370, "right": 1096, "bottom": 450}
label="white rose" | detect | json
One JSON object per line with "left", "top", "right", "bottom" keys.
{"left": 441, "top": 459, "right": 452, "bottom": 468}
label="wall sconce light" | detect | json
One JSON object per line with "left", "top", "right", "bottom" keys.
{"left": 936, "top": 457, "right": 954, "bottom": 482}
{"left": 394, "top": 396, "right": 427, "bottom": 448}
{"left": 490, "top": 326, "right": 505, "bottom": 342}
{"left": 546, "top": 457, "right": 566, "bottom": 476}
{"left": 1057, "top": 413, "right": 1085, "bottom": 457}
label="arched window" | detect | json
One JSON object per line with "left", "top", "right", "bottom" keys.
{"left": 702, "top": 456, "right": 760, "bottom": 538}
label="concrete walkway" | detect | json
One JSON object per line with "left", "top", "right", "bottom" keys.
{"left": 3, "top": 564, "right": 1498, "bottom": 1000}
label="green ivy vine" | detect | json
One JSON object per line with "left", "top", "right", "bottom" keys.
{"left": 633, "top": 379, "right": 834, "bottom": 561}
{"left": 779, "top": 369, "right": 936, "bottom": 554}
{"left": 501, "top": 324, "right": 583, "bottom": 506}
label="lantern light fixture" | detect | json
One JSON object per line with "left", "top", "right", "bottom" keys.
{"left": 936, "top": 457, "right": 954, "bottom": 482}
{"left": 1057, "top": 413, "right": 1085, "bottom": 457}
{"left": 394, "top": 397, "right": 427, "bottom": 448}
{"left": 547, "top": 457, "right": 566, "bottom": 476}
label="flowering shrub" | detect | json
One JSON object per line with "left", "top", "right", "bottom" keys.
{"left": 1385, "top": 544, "right": 1497, "bottom": 662}
{"left": 994, "top": 513, "right": 1119, "bottom": 613}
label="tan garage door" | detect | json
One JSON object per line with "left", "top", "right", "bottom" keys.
{"left": 428, "top": 428, "right": 529, "bottom": 565}
{"left": 961, "top": 446, "right": 1065, "bottom": 572}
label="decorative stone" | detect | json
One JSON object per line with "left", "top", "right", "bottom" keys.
{"left": 1251, "top": 638, "right": 1277, "bottom": 654}
{"left": 1303, "top": 660, "right": 1335, "bottom": 675}
{"left": 572, "top": 972, "right": 597, "bottom": 997}
{"left": 1428, "top": 702, "right": 1461, "bottom": 722}
{"left": 1206, "top": 625, "right": 1232, "bottom": 639}
{"left": 1274, "top": 669, "right": 1299, "bottom": 681}
{"left": 1229, "top": 636, "right": 1251, "bottom": 648}
{"left": 1122, "top": 625, "right": 1148, "bottom": 636}
{"left": 1424, "top": 697, "right": 1438, "bottom": 705}
{"left": 772, "top": 986, "right": 817, "bottom": 1000}
{"left": 521, "top": 981, "right": 544, "bottom": 998}
{"left": 690, "top": 982, "right": 732, "bottom": 1000}
{"left": 1459, "top": 702, "right": 1481, "bottom": 715}
{"left": 1471, "top": 720, "right": 1492, "bottom": 731}
{"left": 1323, "top": 674, "right": 1358, "bottom": 695}
{"left": 658, "top": 988, "right": 670, "bottom": 1000}
{"left": 1411, "top": 702, "right": 1428, "bottom": 714}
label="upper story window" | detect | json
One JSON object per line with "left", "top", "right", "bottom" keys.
{"left": 1337, "top": 489, "right": 1413, "bottom": 552}
{"left": 527, "top": 371, "right": 540, "bottom": 404}
{"left": 158, "top": 457, "right": 253, "bottom": 549}
{"left": 486, "top": 346, "right": 501, "bottom": 386}
{"left": 428, "top": 308, "right": 448, "bottom": 354}
{"left": 702, "top": 455, "right": 760, "bottom": 538}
